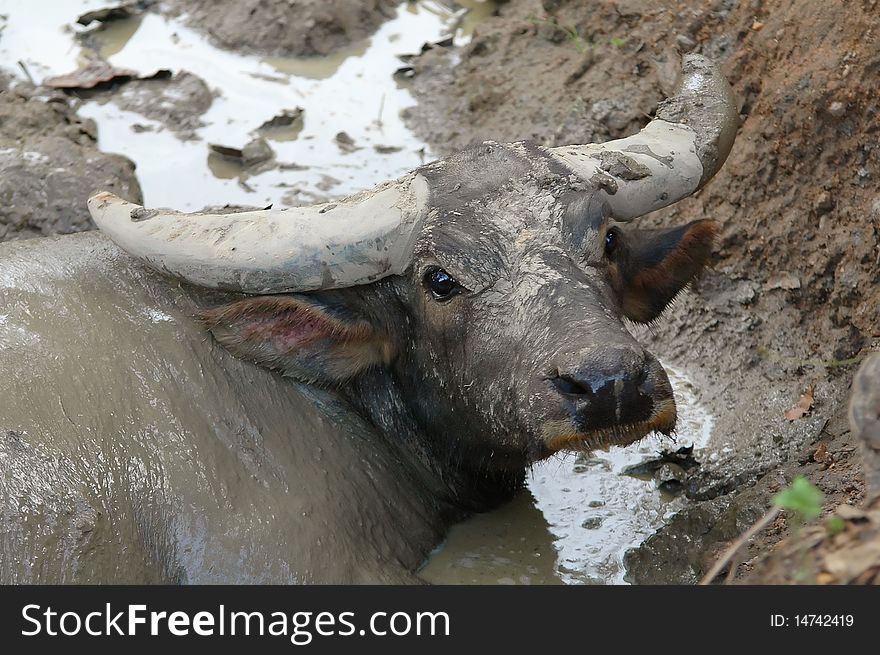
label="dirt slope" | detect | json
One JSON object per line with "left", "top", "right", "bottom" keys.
{"left": 165, "top": 0, "right": 401, "bottom": 57}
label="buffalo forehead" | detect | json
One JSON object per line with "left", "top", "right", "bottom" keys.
{"left": 416, "top": 141, "right": 607, "bottom": 290}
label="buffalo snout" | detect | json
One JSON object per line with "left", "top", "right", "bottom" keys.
{"left": 543, "top": 348, "right": 676, "bottom": 452}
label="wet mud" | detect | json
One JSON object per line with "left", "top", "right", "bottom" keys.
{"left": 1, "top": 0, "right": 878, "bottom": 584}
{"left": 0, "top": 71, "right": 141, "bottom": 240}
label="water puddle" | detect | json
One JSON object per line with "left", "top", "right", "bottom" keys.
{"left": 420, "top": 366, "right": 714, "bottom": 584}
{"left": 0, "top": 0, "right": 496, "bottom": 209}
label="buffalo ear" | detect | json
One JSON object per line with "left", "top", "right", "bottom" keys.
{"left": 614, "top": 219, "right": 718, "bottom": 323}
{"left": 197, "top": 296, "right": 394, "bottom": 385}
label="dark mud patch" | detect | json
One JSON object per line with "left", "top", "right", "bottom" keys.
{"left": 94, "top": 70, "right": 214, "bottom": 140}
{"left": 164, "top": 0, "right": 402, "bottom": 57}
{"left": 0, "top": 72, "right": 141, "bottom": 241}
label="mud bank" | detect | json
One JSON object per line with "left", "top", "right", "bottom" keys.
{"left": 402, "top": 0, "right": 878, "bottom": 583}
{"left": 165, "top": 0, "right": 402, "bottom": 57}
{"left": 0, "top": 73, "right": 141, "bottom": 241}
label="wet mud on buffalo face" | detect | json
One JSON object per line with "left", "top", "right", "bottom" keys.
{"left": 400, "top": 141, "right": 717, "bottom": 465}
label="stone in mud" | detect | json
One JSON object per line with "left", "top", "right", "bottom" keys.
{"left": 257, "top": 108, "right": 304, "bottom": 136}
{"left": 208, "top": 137, "right": 275, "bottom": 170}
{"left": 164, "top": 0, "right": 401, "bottom": 57}
{"left": 241, "top": 137, "right": 274, "bottom": 167}
{"left": 334, "top": 131, "right": 360, "bottom": 153}
{"left": 0, "top": 72, "right": 141, "bottom": 241}
{"left": 77, "top": 1, "right": 157, "bottom": 27}
{"left": 105, "top": 71, "right": 214, "bottom": 140}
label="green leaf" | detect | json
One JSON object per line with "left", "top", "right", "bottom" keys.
{"left": 825, "top": 516, "right": 846, "bottom": 537}
{"left": 772, "top": 477, "right": 824, "bottom": 522}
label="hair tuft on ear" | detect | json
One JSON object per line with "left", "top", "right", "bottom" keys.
{"left": 615, "top": 219, "right": 718, "bottom": 324}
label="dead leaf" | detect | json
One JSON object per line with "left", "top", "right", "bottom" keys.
{"left": 43, "top": 60, "right": 170, "bottom": 90}
{"left": 836, "top": 504, "right": 869, "bottom": 521}
{"left": 824, "top": 539, "right": 880, "bottom": 582}
{"left": 44, "top": 60, "right": 137, "bottom": 89}
{"left": 812, "top": 441, "right": 830, "bottom": 464}
{"left": 815, "top": 571, "right": 835, "bottom": 584}
{"left": 784, "top": 385, "right": 814, "bottom": 421}
{"left": 208, "top": 144, "right": 244, "bottom": 160}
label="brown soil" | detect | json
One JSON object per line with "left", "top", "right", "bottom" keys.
{"left": 164, "top": 0, "right": 401, "bottom": 57}
{"left": 403, "top": 0, "right": 879, "bottom": 583}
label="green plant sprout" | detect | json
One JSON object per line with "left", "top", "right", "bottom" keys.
{"left": 772, "top": 476, "right": 824, "bottom": 523}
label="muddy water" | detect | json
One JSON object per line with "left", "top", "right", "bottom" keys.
{"left": 0, "top": 0, "right": 495, "bottom": 209}
{"left": 420, "top": 367, "right": 714, "bottom": 584}
{"left": 1, "top": 1, "right": 713, "bottom": 585}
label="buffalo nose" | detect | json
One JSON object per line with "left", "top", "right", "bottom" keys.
{"left": 549, "top": 348, "right": 657, "bottom": 428}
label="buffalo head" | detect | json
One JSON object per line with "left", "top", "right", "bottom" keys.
{"left": 88, "top": 55, "right": 738, "bottom": 479}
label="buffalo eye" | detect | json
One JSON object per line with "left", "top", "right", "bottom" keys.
{"left": 604, "top": 227, "right": 620, "bottom": 257}
{"left": 423, "top": 267, "right": 459, "bottom": 301}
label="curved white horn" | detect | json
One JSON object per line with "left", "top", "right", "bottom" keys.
{"left": 88, "top": 173, "right": 428, "bottom": 293}
{"left": 550, "top": 54, "right": 739, "bottom": 220}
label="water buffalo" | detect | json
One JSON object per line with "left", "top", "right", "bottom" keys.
{"left": 0, "top": 55, "right": 738, "bottom": 583}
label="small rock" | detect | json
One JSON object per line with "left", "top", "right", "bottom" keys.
{"left": 656, "top": 463, "right": 688, "bottom": 484}
{"left": 335, "top": 131, "right": 360, "bottom": 153}
{"left": 735, "top": 281, "right": 759, "bottom": 306}
{"left": 374, "top": 144, "right": 403, "bottom": 154}
{"left": 581, "top": 517, "right": 603, "bottom": 530}
{"left": 241, "top": 137, "right": 274, "bottom": 167}
{"left": 316, "top": 174, "right": 341, "bottom": 192}
{"left": 827, "top": 101, "right": 846, "bottom": 118}
{"left": 765, "top": 272, "right": 801, "bottom": 291}
{"left": 814, "top": 190, "right": 835, "bottom": 214}
{"left": 257, "top": 107, "right": 304, "bottom": 132}
{"left": 588, "top": 500, "right": 605, "bottom": 508}
{"left": 675, "top": 34, "right": 696, "bottom": 50}
{"left": 658, "top": 479, "right": 684, "bottom": 495}
{"left": 751, "top": 20, "right": 764, "bottom": 31}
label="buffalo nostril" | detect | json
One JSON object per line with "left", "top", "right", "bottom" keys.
{"left": 637, "top": 370, "right": 655, "bottom": 396}
{"left": 550, "top": 374, "right": 592, "bottom": 396}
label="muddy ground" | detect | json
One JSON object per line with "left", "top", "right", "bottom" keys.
{"left": 1, "top": 0, "right": 878, "bottom": 583}
{"left": 0, "top": 72, "right": 141, "bottom": 240}
{"left": 164, "top": 0, "right": 402, "bottom": 57}
{"left": 402, "top": 0, "right": 878, "bottom": 583}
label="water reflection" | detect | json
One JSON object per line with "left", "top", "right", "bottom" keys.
{"left": 0, "top": 0, "right": 498, "bottom": 209}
